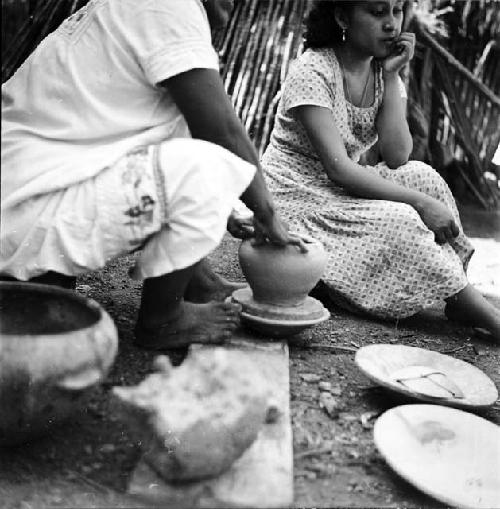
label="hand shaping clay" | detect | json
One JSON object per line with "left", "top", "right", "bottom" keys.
{"left": 112, "top": 348, "right": 271, "bottom": 481}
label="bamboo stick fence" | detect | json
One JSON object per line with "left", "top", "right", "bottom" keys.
{"left": 213, "top": 0, "right": 307, "bottom": 156}
{"left": 2, "top": 0, "right": 87, "bottom": 81}
{"left": 408, "top": 0, "right": 500, "bottom": 209}
{"left": 2, "top": 0, "right": 499, "bottom": 207}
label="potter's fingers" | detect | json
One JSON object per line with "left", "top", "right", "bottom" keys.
{"left": 434, "top": 230, "right": 446, "bottom": 245}
{"left": 288, "top": 234, "right": 309, "bottom": 253}
{"left": 444, "top": 226, "right": 457, "bottom": 244}
{"left": 251, "top": 226, "right": 267, "bottom": 246}
{"left": 233, "top": 224, "right": 254, "bottom": 239}
{"left": 227, "top": 215, "right": 255, "bottom": 239}
{"left": 251, "top": 216, "right": 271, "bottom": 245}
{"left": 240, "top": 224, "right": 255, "bottom": 239}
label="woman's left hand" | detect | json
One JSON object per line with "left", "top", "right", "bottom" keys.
{"left": 383, "top": 32, "right": 415, "bottom": 74}
{"left": 227, "top": 211, "right": 255, "bottom": 239}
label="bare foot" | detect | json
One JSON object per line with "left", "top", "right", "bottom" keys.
{"left": 184, "top": 261, "right": 247, "bottom": 303}
{"left": 185, "top": 278, "right": 247, "bottom": 303}
{"left": 134, "top": 301, "right": 242, "bottom": 350}
{"left": 444, "top": 301, "right": 475, "bottom": 326}
{"left": 445, "top": 300, "right": 500, "bottom": 342}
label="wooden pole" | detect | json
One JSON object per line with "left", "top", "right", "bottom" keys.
{"left": 416, "top": 22, "right": 500, "bottom": 108}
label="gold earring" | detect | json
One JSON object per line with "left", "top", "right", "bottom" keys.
{"left": 342, "top": 28, "right": 346, "bottom": 42}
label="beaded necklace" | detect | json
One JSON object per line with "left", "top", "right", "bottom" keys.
{"left": 338, "top": 55, "right": 372, "bottom": 138}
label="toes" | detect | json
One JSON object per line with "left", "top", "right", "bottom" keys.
{"left": 219, "top": 328, "right": 236, "bottom": 342}
{"left": 224, "top": 315, "right": 240, "bottom": 327}
{"left": 219, "top": 301, "right": 242, "bottom": 313}
{"left": 220, "top": 313, "right": 240, "bottom": 331}
{"left": 207, "top": 329, "right": 234, "bottom": 344}
{"left": 206, "top": 302, "right": 241, "bottom": 326}
{"left": 208, "top": 301, "right": 242, "bottom": 320}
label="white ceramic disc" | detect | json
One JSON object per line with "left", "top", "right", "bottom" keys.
{"left": 355, "top": 344, "right": 498, "bottom": 409}
{"left": 232, "top": 287, "right": 326, "bottom": 321}
{"left": 240, "top": 307, "right": 330, "bottom": 337}
{"left": 374, "top": 404, "right": 500, "bottom": 509}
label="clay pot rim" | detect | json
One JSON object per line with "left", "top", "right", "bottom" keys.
{"left": 0, "top": 281, "right": 105, "bottom": 337}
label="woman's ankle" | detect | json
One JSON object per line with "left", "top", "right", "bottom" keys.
{"left": 446, "top": 285, "right": 500, "bottom": 339}
{"left": 137, "top": 300, "right": 185, "bottom": 331}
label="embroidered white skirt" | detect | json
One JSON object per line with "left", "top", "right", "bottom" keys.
{"left": 0, "top": 138, "right": 256, "bottom": 280}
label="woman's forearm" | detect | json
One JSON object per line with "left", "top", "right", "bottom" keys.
{"left": 164, "top": 68, "right": 276, "bottom": 220}
{"left": 192, "top": 113, "right": 277, "bottom": 222}
{"left": 295, "top": 104, "right": 428, "bottom": 211}
{"left": 328, "top": 158, "right": 428, "bottom": 212}
{"left": 193, "top": 111, "right": 278, "bottom": 222}
{"left": 198, "top": 110, "right": 277, "bottom": 221}
{"left": 376, "top": 72, "right": 412, "bottom": 168}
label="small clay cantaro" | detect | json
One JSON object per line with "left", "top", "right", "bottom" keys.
{"left": 233, "top": 237, "right": 330, "bottom": 336}
{"left": 238, "top": 237, "right": 328, "bottom": 306}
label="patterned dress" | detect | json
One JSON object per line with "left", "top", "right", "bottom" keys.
{"left": 261, "top": 48, "right": 474, "bottom": 319}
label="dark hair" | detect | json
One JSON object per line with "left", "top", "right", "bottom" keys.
{"left": 304, "top": 0, "right": 413, "bottom": 50}
{"left": 304, "top": 1, "right": 353, "bottom": 49}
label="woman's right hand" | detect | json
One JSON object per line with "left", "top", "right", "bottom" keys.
{"left": 253, "top": 211, "right": 308, "bottom": 252}
{"left": 415, "top": 197, "right": 459, "bottom": 245}
{"left": 382, "top": 32, "right": 415, "bottom": 75}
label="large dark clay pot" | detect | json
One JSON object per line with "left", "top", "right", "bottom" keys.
{"left": 0, "top": 282, "right": 118, "bottom": 446}
{"left": 238, "top": 238, "right": 328, "bottom": 306}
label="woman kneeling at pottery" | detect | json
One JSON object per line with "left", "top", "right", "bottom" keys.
{"left": 261, "top": 0, "right": 500, "bottom": 340}
{"left": 1, "top": 0, "right": 303, "bottom": 349}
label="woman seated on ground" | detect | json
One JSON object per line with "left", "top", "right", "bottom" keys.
{"left": 260, "top": 0, "right": 500, "bottom": 340}
{"left": 1, "top": 0, "right": 303, "bottom": 350}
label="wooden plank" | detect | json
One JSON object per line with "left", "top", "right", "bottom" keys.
{"left": 127, "top": 332, "right": 293, "bottom": 509}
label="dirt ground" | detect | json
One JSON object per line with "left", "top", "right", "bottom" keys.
{"left": 1, "top": 207, "right": 499, "bottom": 509}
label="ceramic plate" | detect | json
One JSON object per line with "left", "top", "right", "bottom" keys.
{"left": 355, "top": 344, "right": 498, "bottom": 409}
{"left": 374, "top": 404, "right": 500, "bottom": 508}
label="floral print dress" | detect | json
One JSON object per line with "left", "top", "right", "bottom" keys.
{"left": 261, "top": 47, "right": 474, "bottom": 319}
